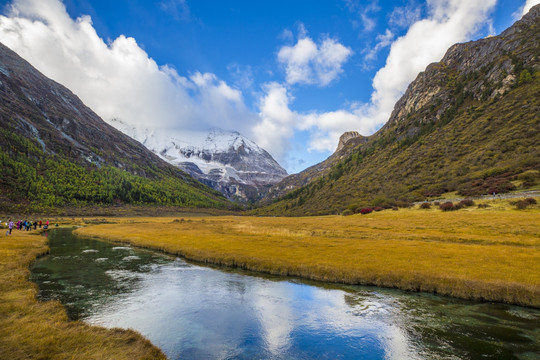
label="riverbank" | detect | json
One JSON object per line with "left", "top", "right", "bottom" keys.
{"left": 0, "top": 230, "right": 166, "bottom": 360}
{"left": 74, "top": 200, "right": 540, "bottom": 308}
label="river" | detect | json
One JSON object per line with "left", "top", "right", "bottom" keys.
{"left": 31, "top": 228, "right": 540, "bottom": 359}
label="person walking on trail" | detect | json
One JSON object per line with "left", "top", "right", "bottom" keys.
{"left": 8, "top": 219, "right": 13, "bottom": 235}
{"left": 39, "top": 220, "right": 42, "bottom": 228}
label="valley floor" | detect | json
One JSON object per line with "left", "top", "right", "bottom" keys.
{"left": 73, "top": 198, "right": 540, "bottom": 308}
{"left": 0, "top": 230, "right": 166, "bottom": 360}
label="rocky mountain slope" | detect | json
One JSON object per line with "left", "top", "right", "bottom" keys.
{"left": 257, "top": 5, "right": 540, "bottom": 216}
{"left": 0, "top": 42, "right": 231, "bottom": 213}
{"left": 110, "top": 121, "right": 287, "bottom": 203}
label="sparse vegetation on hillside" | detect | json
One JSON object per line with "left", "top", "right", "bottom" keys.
{"left": 255, "top": 63, "right": 539, "bottom": 216}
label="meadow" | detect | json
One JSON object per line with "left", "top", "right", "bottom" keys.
{"left": 74, "top": 199, "right": 540, "bottom": 308}
{"left": 0, "top": 229, "right": 166, "bottom": 360}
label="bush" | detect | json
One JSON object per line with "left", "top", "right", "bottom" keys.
{"left": 360, "top": 208, "right": 373, "bottom": 215}
{"left": 419, "top": 202, "right": 432, "bottom": 209}
{"left": 512, "top": 198, "right": 538, "bottom": 210}
{"left": 341, "top": 209, "right": 354, "bottom": 216}
{"left": 514, "top": 200, "right": 529, "bottom": 210}
{"left": 373, "top": 206, "right": 384, "bottom": 212}
{"left": 458, "top": 199, "right": 475, "bottom": 207}
{"left": 477, "top": 203, "right": 490, "bottom": 208}
{"left": 433, "top": 202, "right": 440, "bottom": 206}
{"left": 439, "top": 202, "right": 456, "bottom": 211}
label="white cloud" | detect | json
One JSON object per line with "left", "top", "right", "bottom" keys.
{"left": 366, "top": 0, "right": 497, "bottom": 133}
{"left": 364, "top": 29, "right": 394, "bottom": 62}
{"left": 0, "top": 0, "right": 254, "bottom": 136}
{"left": 521, "top": 0, "right": 540, "bottom": 16}
{"left": 277, "top": 33, "right": 352, "bottom": 87}
{"left": 264, "top": 0, "right": 498, "bottom": 155}
{"left": 253, "top": 83, "right": 297, "bottom": 161}
{"left": 389, "top": 3, "right": 422, "bottom": 28}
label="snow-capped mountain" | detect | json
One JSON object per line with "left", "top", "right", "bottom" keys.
{"left": 110, "top": 119, "right": 288, "bottom": 202}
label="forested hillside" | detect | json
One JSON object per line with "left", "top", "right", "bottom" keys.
{"left": 0, "top": 42, "right": 232, "bottom": 213}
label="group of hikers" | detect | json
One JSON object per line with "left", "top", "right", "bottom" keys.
{"left": 6, "top": 219, "right": 49, "bottom": 235}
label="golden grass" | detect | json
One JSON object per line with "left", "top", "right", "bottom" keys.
{"left": 0, "top": 230, "right": 166, "bottom": 360}
{"left": 74, "top": 201, "right": 540, "bottom": 308}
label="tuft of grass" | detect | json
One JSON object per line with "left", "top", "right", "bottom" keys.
{"left": 75, "top": 202, "right": 540, "bottom": 308}
{"left": 0, "top": 230, "right": 166, "bottom": 360}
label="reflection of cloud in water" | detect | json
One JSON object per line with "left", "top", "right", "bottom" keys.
{"left": 122, "top": 256, "right": 140, "bottom": 261}
{"left": 105, "top": 269, "right": 140, "bottom": 282}
{"left": 82, "top": 249, "right": 99, "bottom": 253}
{"left": 112, "top": 246, "right": 131, "bottom": 251}
{"left": 95, "top": 258, "right": 108, "bottom": 263}
{"left": 89, "top": 260, "right": 424, "bottom": 359}
{"left": 252, "top": 283, "right": 294, "bottom": 355}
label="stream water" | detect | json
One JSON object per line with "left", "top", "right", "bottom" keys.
{"left": 31, "top": 228, "right": 540, "bottom": 360}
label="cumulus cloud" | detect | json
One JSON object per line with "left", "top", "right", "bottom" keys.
{"left": 277, "top": 32, "right": 352, "bottom": 87}
{"left": 263, "top": 0, "right": 498, "bottom": 155}
{"left": 0, "top": 0, "right": 255, "bottom": 135}
{"left": 253, "top": 83, "right": 297, "bottom": 161}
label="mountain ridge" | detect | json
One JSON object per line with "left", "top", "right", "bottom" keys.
{"left": 110, "top": 121, "right": 288, "bottom": 203}
{"left": 256, "top": 5, "right": 540, "bottom": 215}
{"left": 0, "top": 41, "right": 232, "bottom": 213}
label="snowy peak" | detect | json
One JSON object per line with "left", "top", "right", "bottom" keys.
{"left": 109, "top": 120, "right": 287, "bottom": 202}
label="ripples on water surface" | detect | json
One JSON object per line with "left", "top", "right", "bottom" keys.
{"left": 31, "top": 229, "right": 540, "bottom": 360}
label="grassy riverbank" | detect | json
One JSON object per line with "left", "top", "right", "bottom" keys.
{"left": 75, "top": 200, "right": 540, "bottom": 308}
{"left": 0, "top": 230, "right": 166, "bottom": 360}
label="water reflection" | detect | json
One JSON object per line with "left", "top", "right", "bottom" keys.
{"left": 32, "top": 229, "right": 540, "bottom": 360}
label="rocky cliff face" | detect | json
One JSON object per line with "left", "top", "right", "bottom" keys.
{"left": 110, "top": 121, "right": 287, "bottom": 203}
{"left": 256, "top": 5, "right": 540, "bottom": 215}
{"left": 383, "top": 4, "right": 540, "bottom": 138}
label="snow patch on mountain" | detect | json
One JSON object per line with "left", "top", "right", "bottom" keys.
{"left": 110, "top": 119, "right": 287, "bottom": 202}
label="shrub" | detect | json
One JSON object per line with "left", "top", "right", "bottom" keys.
{"left": 459, "top": 199, "right": 475, "bottom": 207}
{"left": 512, "top": 198, "right": 538, "bottom": 210}
{"left": 439, "top": 202, "right": 456, "bottom": 211}
{"left": 360, "top": 208, "right": 373, "bottom": 215}
{"left": 341, "top": 209, "right": 354, "bottom": 216}
{"left": 433, "top": 202, "right": 440, "bottom": 206}
{"left": 477, "top": 204, "right": 490, "bottom": 208}
{"left": 419, "top": 202, "right": 432, "bottom": 209}
{"left": 514, "top": 200, "right": 529, "bottom": 210}
{"left": 373, "top": 206, "right": 384, "bottom": 212}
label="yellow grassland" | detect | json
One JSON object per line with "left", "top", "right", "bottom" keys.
{"left": 74, "top": 201, "right": 540, "bottom": 308}
{"left": 0, "top": 230, "right": 166, "bottom": 360}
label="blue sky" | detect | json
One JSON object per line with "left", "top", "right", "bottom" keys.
{"left": 0, "top": 0, "right": 537, "bottom": 173}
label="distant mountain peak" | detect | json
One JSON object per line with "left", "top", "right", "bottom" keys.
{"left": 109, "top": 120, "right": 287, "bottom": 203}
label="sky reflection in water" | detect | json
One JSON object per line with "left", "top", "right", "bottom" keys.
{"left": 32, "top": 229, "right": 540, "bottom": 360}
